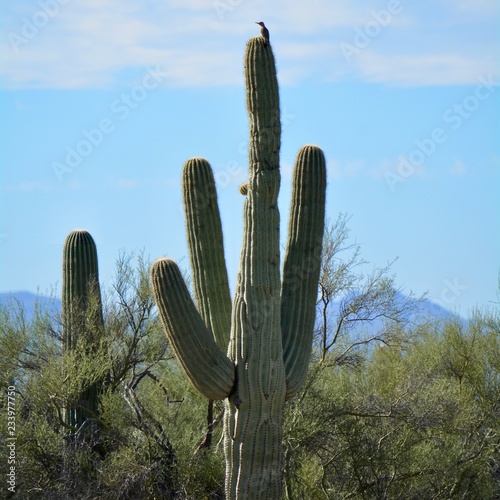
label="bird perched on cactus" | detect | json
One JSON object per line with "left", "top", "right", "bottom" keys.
{"left": 255, "top": 21, "right": 269, "bottom": 45}
{"left": 151, "top": 35, "right": 326, "bottom": 499}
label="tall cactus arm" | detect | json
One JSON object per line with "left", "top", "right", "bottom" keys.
{"left": 182, "top": 157, "right": 232, "bottom": 350}
{"left": 281, "top": 145, "right": 327, "bottom": 400}
{"left": 150, "top": 258, "right": 235, "bottom": 400}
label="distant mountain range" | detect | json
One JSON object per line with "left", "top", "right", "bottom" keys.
{"left": 0, "top": 291, "right": 61, "bottom": 320}
{"left": 0, "top": 290, "right": 464, "bottom": 324}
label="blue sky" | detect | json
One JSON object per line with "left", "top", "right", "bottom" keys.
{"left": 1, "top": 0, "right": 499, "bottom": 316}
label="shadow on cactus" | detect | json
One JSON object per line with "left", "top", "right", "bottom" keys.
{"left": 150, "top": 36, "right": 326, "bottom": 499}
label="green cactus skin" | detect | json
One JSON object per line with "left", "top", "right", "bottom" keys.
{"left": 151, "top": 36, "right": 326, "bottom": 499}
{"left": 62, "top": 229, "right": 104, "bottom": 432}
{"left": 150, "top": 258, "right": 235, "bottom": 400}
{"left": 223, "top": 36, "right": 285, "bottom": 499}
{"left": 182, "top": 158, "right": 232, "bottom": 350}
{"left": 281, "top": 145, "right": 327, "bottom": 400}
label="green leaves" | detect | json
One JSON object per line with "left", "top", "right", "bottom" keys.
{"left": 283, "top": 313, "right": 500, "bottom": 498}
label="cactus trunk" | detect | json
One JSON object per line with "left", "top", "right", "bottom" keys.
{"left": 223, "top": 37, "right": 285, "bottom": 498}
{"left": 62, "top": 229, "right": 104, "bottom": 435}
{"left": 151, "top": 35, "right": 326, "bottom": 499}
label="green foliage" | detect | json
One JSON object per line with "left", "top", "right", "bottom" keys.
{"left": 0, "top": 253, "right": 225, "bottom": 499}
{"left": 1, "top": 242, "right": 498, "bottom": 499}
{"left": 283, "top": 311, "right": 500, "bottom": 499}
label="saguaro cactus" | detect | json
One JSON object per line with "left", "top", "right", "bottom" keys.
{"left": 62, "top": 229, "right": 104, "bottom": 434}
{"left": 150, "top": 36, "right": 326, "bottom": 498}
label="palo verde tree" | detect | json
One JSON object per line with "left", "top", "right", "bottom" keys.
{"left": 150, "top": 36, "right": 327, "bottom": 498}
{"left": 281, "top": 311, "right": 500, "bottom": 499}
{"left": 315, "top": 214, "right": 423, "bottom": 365}
{"left": 0, "top": 250, "right": 181, "bottom": 498}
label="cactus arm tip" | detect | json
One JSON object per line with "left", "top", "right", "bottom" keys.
{"left": 150, "top": 257, "right": 235, "bottom": 400}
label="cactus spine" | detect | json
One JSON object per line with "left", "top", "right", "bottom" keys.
{"left": 150, "top": 36, "right": 326, "bottom": 499}
{"left": 62, "top": 229, "right": 104, "bottom": 434}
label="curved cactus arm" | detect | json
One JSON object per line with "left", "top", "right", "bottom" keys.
{"left": 150, "top": 258, "right": 235, "bottom": 400}
{"left": 182, "top": 157, "right": 232, "bottom": 351}
{"left": 281, "top": 145, "right": 327, "bottom": 400}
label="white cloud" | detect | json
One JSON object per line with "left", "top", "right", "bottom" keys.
{"left": 276, "top": 1, "right": 369, "bottom": 33}
{"left": 68, "top": 180, "right": 84, "bottom": 190}
{"left": 280, "top": 160, "right": 294, "bottom": 180}
{"left": 454, "top": 0, "right": 499, "bottom": 17}
{"left": 3, "top": 181, "right": 53, "bottom": 192}
{"left": 1, "top": 0, "right": 498, "bottom": 89}
{"left": 327, "top": 159, "right": 342, "bottom": 180}
{"left": 354, "top": 51, "right": 497, "bottom": 86}
{"left": 345, "top": 159, "right": 364, "bottom": 176}
{"left": 116, "top": 178, "right": 139, "bottom": 189}
{"left": 449, "top": 159, "right": 467, "bottom": 177}
{"left": 371, "top": 157, "right": 426, "bottom": 185}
